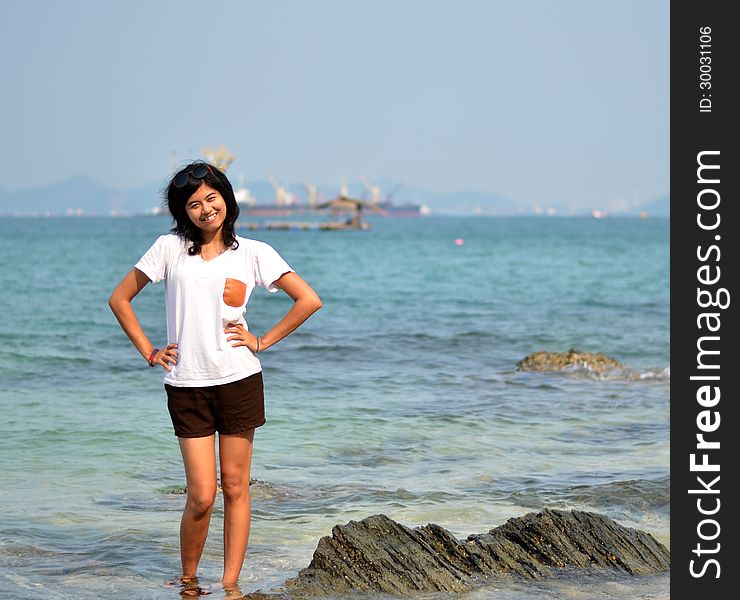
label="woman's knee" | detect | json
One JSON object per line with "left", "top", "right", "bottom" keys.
{"left": 220, "top": 475, "right": 250, "bottom": 503}
{"left": 186, "top": 486, "right": 217, "bottom": 514}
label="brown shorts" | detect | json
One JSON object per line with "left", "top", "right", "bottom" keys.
{"left": 165, "top": 372, "right": 265, "bottom": 438}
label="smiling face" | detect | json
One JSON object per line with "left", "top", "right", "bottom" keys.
{"left": 185, "top": 183, "right": 227, "bottom": 237}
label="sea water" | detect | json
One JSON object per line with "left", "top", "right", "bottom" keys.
{"left": 0, "top": 215, "right": 669, "bottom": 599}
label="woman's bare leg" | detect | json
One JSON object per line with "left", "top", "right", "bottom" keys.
{"left": 178, "top": 435, "right": 218, "bottom": 578}
{"left": 218, "top": 429, "right": 255, "bottom": 585}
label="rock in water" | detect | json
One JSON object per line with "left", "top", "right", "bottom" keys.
{"left": 516, "top": 349, "right": 623, "bottom": 372}
{"left": 284, "top": 509, "right": 669, "bottom": 596}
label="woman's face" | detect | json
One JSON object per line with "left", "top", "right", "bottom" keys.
{"left": 185, "top": 183, "right": 228, "bottom": 235}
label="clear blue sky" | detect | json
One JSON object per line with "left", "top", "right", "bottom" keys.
{"left": 0, "top": 0, "right": 668, "bottom": 211}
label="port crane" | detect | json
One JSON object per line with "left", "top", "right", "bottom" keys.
{"left": 269, "top": 175, "right": 296, "bottom": 206}
{"left": 200, "top": 145, "right": 234, "bottom": 171}
{"left": 303, "top": 181, "right": 318, "bottom": 207}
{"left": 359, "top": 177, "right": 382, "bottom": 204}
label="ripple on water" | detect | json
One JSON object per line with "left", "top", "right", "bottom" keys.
{"left": 506, "top": 477, "right": 670, "bottom": 542}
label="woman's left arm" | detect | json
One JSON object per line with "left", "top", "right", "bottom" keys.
{"left": 225, "top": 272, "right": 321, "bottom": 352}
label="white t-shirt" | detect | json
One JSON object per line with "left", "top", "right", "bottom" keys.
{"left": 135, "top": 234, "right": 293, "bottom": 387}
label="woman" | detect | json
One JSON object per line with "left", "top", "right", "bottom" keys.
{"left": 109, "top": 161, "right": 321, "bottom": 589}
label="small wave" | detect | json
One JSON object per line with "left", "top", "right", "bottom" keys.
{"left": 516, "top": 364, "right": 670, "bottom": 382}
{"left": 637, "top": 366, "right": 670, "bottom": 380}
{"left": 591, "top": 365, "right": 670, "bottom": 381}
{"left": 328, "top": 446, "right": 410, "bottom": 467}
{"left": 508, "top": 477, "right": 670, "bottom": 521}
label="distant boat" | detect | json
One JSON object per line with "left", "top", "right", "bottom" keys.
{"left": 375, "top": 200, "right": 428, "bottom": 216}
{"left": 358, "top": 178, "right": 427, "bottom": 216}
{"left": 592, "top": 210, "right": 607, "bottom": 219}
{"left": 238, "top": 195, "right": 376, "bottom": 231}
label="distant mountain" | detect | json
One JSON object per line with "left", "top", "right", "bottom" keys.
{"left": 0, "top": 174, "right": 669, "bottom": 217}
{"left": 120, "top": 180, "right": 167, "bottom": 214}
{"left": 0, "top": 176, "right": 117, "bottom": 215}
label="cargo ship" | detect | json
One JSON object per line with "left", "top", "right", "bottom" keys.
{"left": 198, "top": 148, "right": 428, "bottom": 216}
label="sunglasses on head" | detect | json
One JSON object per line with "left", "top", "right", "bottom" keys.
{"left": 173, "top": 165, "right": 211, "bottom": 189}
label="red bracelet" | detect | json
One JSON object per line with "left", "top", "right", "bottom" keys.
{"left": 148, "top": 348, "right": 160, "bottom": 367}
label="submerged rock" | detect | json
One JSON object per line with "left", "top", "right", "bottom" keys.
{"left": 283, "top": 509, "right": 669, "bottom": 596}
{"left": 516, "top": 349, "right": 623, "bottom": 373}
{"left": 162, "top": 478, "right": 265, "bottom": 495}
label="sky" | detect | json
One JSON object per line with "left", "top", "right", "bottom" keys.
{"left": 0, "top": 0, "right": 669, "bottom": 211}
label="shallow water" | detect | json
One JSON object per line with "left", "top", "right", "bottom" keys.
{"left": 0, "top": 215, "right": 669, "bottom": 598}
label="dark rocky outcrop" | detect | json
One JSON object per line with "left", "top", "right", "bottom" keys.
{"left": 516, "top": 349, "right": 623, "bottom": 373}
{"left": 282, "top": 509, "right": 669, "bottom": 596}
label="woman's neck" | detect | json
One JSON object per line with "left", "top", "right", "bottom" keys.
{"left": 199, "top": 233, "right": 226, "bottom": 259}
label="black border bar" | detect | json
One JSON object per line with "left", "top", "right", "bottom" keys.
{"left": 671, "top": 1, "right": 737, "bottom": 597}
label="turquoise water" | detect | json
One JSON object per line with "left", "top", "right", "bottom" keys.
{"left": 0, "top": 215, "right": 669, "bottom": 599}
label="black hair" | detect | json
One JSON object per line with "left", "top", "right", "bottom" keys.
{"left": 164, "top": 160, "right": 240, "bottom": 256}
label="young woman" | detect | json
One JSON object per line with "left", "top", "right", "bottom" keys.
{"left": 109, "top": 161, "right": 321, "bottom": 589}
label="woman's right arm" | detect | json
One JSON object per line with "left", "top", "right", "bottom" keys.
{"left": 108, "top": 267, "right": 177, "bottom": 370}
